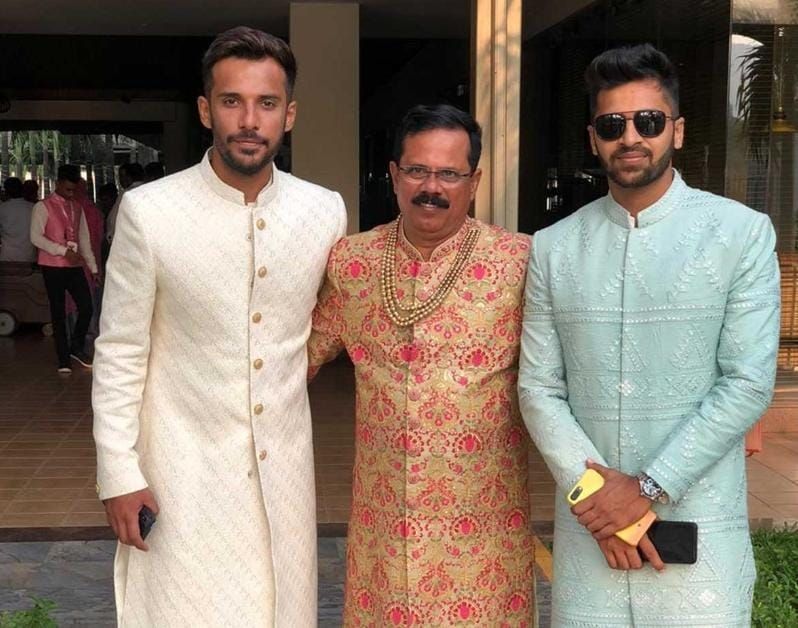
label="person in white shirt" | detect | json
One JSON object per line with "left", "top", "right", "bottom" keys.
{"left": 105, "top": 162, "right": 144, "bottom": 244}
{"left": 0, "top": 177, "right": 36, "bottom": 262}
{"left": 30, "top": 164, "right": 98, "bottom": 373}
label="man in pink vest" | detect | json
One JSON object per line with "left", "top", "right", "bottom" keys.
{"left": 30, "top": 164, "right": 98, "bottom": 373}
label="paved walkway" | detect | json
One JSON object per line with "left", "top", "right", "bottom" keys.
{"left": 0, "top": 538, "right": 552, "bottom": 627}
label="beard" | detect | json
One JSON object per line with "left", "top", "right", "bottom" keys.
{"left": 211, "top": 118, "right": 284, "bottom": 177}
{"left": 600, "top": 141, "right": 675, "bottom": 189}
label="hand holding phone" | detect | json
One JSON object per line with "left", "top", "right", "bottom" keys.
{"left": 103, "top": 487, "right": 159, "bottom": 551}
{"left": 568, "top": 469, "right": 656, "bottom": 546}
{"left": 139, "top": 505, "right": 157, "bottom": 540}
{"left": 640, "top": 520, "right": 697, "bottom": 564}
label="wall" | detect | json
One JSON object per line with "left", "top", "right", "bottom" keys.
{"left": 290, "top": 3, "right": 360, "bottom": 233}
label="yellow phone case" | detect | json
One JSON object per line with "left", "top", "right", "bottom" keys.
{"left": 567, "top": 468, "right": 605, "bottom": 505}
{"left": 567, "top": 469, "right": 657, "bottom": 546}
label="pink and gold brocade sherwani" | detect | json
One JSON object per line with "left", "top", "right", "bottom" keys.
{"left": 309, "top": 217, "right": 535, "bottom": 627}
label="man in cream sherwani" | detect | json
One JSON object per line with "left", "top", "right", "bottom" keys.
{"left": 92, "top": 26, "right": 346, "bottom": 627}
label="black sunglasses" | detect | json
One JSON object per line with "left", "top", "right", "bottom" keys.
{"left": 593, "top": 109, "right": 675, "bottom": 141}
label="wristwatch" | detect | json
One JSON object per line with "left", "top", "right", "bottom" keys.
{"left": 637, "top": 473, "right": 669, "bottom": 504}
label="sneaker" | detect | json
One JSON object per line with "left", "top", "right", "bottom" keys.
{"left": 57, "top": 365, "right": 72, "bottom": 374}
{"left": 70, "top": 350, "right": 93, "bottom": 368}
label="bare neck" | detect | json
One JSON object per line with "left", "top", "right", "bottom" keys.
{"left": 209, "top": 150, "right": 273, "bottom": 204}
{"left": 608, "top": 169, "right": 674, "bottom": 221}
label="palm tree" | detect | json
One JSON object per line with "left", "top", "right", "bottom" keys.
{"left": 9, "top": 133, "right": 27, "bottom": 179}
{"left": 0, "top": 131, "right": 9, "bottom": 180}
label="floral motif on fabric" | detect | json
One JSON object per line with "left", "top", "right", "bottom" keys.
{"left": 310, "top": 218, "right": 535, "bottom": 626}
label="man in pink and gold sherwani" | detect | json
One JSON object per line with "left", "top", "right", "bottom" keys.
{"left": 309, "top": 104, "right": 535, "bottom": 627}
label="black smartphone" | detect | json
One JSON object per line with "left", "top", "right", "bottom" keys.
{"left": 641, "top": 520, "right": 697, "bottom": 564}
{"left": 138, "top": 505, "right": 157, "bottom": 540}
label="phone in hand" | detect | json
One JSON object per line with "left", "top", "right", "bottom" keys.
{"left": 567, "top": 469, "right": 657, "bottom": 546}
{"left": 640, "top": 520, "right": 697, "bottom": 564}
{"left": 138, "top": 505, "right": 157, "bottom": 540}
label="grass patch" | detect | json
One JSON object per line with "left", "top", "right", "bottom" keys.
{"left": 0, "top": 597, "right": 57, "bottom": 628}
{"left": 752, "top": 526, "right": 798, "bottom": 628}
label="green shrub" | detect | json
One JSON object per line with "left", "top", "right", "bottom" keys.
{"left": 752, "top": 526, "right": 798, "bottom": 628}
{"left": 0, "top": 597, "right": 57, "bottom": 628}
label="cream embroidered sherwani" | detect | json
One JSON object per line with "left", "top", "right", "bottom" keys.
{"left": 93, "top": 151, "right": 346, "bottom": 627}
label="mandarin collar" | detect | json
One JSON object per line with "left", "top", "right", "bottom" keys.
{"left": 396, "top": 216, "right": 477, "bottom": 262}
{"left": 603, "top": 169, "right": 686, "bottom": 229}
{"left": 200, "top": 149, "right": 279, "bottom": 207}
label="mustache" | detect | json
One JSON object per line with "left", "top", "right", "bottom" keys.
{"left": 411, "top": 192, "right": 450, "bottom": 209}
{"left": 227, "top": 131, "right": 269, "bottom": 145}
{"left": 612, "top": 145, "right": 652, "bottom": 159}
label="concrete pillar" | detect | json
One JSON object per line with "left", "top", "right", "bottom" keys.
{"left": 290, "top": 3, "right": 360, "bottom": 233}
{"left": 471, "top": 0, "right": 522, "bottom": 230}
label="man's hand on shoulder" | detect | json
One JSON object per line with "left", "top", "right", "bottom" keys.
{"left": 571, "top": 461, "right": 651, "bottom": 539}
{"left": 104, "top": 488, "right": 159, "bottom": 551}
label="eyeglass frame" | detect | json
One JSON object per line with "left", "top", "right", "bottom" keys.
{"left": 396, "top": 164, "right": 475, "bottom": 185}
{"left": 592, "top": 109, "right": 678, "bottom": 142}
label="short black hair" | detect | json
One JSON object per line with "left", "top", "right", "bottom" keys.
{"left": 3, "top": 177, "right": 22, "bottom": 198}
{"left": 393, "top": 104, "right": 482, "bottom": 172}
{"left": 585, "top": 43, "right": 679, "bottom": 116}
{"left": 57, "top": 164, "right": 81, "bottom": 183}
{"left": 120, "top": 162, "right": 145, "bottom": 182}
{"left": 202, "top": 26, "right": 297, "bottom": 98}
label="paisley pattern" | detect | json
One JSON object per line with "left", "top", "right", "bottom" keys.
{"left": 310, "top": 218, "right": 535, "bottom": 627}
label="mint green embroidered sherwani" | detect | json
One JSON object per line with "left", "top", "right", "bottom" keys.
{"left": 518, "top": 172, "right": 780, "bottom": 627}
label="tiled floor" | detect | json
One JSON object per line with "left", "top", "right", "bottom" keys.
{"left": 1, "top": 326, "right": 797, "bottom": 529}
{"left": 0, "top": 326, "right": 556, "bottom": 528}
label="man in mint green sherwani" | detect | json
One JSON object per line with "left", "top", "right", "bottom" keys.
{"left": 519, "top": 44, "right": 780, "bottom": 627}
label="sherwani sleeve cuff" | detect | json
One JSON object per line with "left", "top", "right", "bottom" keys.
{"left": 96, "top": 456, "right": 149, "bottom": 501}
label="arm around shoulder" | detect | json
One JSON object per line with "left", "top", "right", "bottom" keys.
{"left": 308, "top": 238, "right": 347, "bottom": 374}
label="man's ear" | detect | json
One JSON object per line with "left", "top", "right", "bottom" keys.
{"left": 469, "top": 168, "right": 482, "bottom": 201}
{"left": 285, "top": 100, "right": 297, "bottom": 133}
{"left": 388, "top": 161, "right": 400, "bottom": 195}
{"left": 198, "top": 95, "right": 212, "bottom": 130}
{"left": 673, "top": 117, "right": 685, "bottom": 150}
{"left": 587, "top": 125, "right": 598, "bottom": 156}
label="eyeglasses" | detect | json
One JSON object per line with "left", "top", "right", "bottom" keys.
{"left": 397, "top": 165, "right": 474, "bottom": 185}
{"left": 593, "top": 109, "right": 675, "bottom": 141}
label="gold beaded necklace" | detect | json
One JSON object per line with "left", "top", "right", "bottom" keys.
{"left": 380, "top": 218, "right": 480, "bottom": 327}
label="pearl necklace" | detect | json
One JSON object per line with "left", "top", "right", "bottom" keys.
{"left": 380, "top": 219, "right": 480, "bottom": 327}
